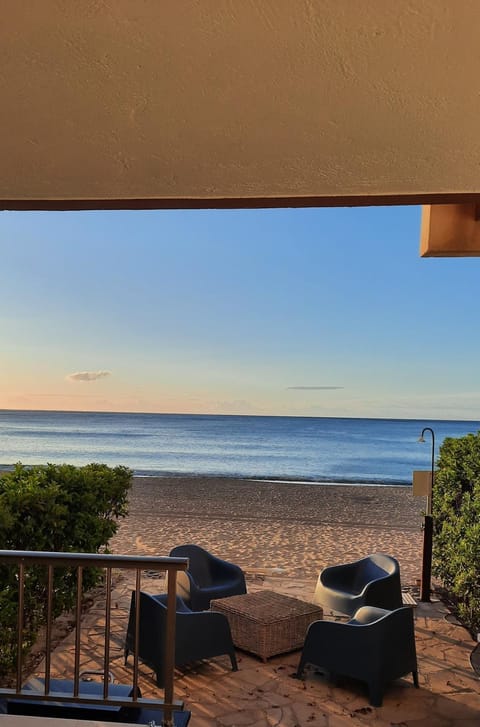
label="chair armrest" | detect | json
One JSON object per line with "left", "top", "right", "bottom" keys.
{"left": 210, "top": 556, "right": 245, "bottom": 580}
{"left": 358, "top": 572, "right": 402, "bottom": 610}
{"left": 307, "top": 617, "right": 382, "bottom": 637}
{"left": 357, "top": 572, "right": 388, "bottom": 597}
{"left": 348, "top": 606, "right": 389, "bottom": 625}
{"left": 176, "top": 609, "right": 234, "bottom": 646}
{"left": 189, "top": 610, "right": 231, "bottom": 630}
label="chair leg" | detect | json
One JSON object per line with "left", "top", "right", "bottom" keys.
{"left": 368, "top": 682, "right": 384, "bottom": 707}
{"left": 412, "top": 670, "right": 419, "bottom": 688}
{"left": 295, "top": 654, "right": 307, "bottom": 678}
{"left": 124, "top": 648, "right": 129, "bottom": 665}
{"left": 230, "top": 652, "right": 238, "bottom": 672}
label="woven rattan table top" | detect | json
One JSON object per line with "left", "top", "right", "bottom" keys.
{"left": 211, "top": 590, "right": 322, "bottom": 624}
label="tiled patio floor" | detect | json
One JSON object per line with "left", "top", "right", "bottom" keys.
{"left": 32, "top": 572, "right": 480, "bottom": 726}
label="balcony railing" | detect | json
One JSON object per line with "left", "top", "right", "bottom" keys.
{"left": 0, "top": 549, "right": 189, "bottom": 727}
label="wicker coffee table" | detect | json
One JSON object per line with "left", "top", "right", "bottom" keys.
{"left": 210, "top": 590, "right": 323, "bottom": 661}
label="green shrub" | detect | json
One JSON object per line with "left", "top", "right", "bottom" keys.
{"left": 433, "top": 432, "right": 480, "bottom": 634}
{"left": 0, "top": 462, "right": 132, "bottom": 675}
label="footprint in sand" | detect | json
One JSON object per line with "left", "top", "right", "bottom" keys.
{"left": 135, "top": 537, "right": 156, "bottom": 554}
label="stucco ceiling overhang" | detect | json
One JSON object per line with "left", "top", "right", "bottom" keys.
{"left": 1, "top": 0, "right": 480, "bottom": 211}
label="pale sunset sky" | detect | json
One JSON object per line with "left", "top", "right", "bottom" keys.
{"left": 1, "top": 205, "right": 479, "bottom": 420}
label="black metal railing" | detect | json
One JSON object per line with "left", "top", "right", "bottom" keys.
{"left": 0, "top": 550, "right": 189, "bottom": 727}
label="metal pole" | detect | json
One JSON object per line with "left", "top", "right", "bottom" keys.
{"left": 419, "top": 427, "right": 435, "bottom": 602}
{"left": 163, "top": 569, "right": 178, "bottom": 727}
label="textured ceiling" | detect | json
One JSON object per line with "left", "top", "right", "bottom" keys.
{"left": 1, "top": 1, "right": 480, "bottom": 205}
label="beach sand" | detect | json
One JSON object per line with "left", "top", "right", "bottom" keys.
{"left": 110, "top": 476, "right": 424, "bottom": 586}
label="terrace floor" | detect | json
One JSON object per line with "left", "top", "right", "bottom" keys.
{"left": 26, "top": 570, "right": 480, "bottom": 727}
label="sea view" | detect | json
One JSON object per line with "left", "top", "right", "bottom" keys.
{"left": 1, "top": 409, "right": 478, "bottom": 485}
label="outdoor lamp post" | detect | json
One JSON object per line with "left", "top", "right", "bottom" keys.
{"left": 418, "top": 426, "right": 435, "bottom": 602}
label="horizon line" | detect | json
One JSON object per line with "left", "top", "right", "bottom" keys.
{"left": 0, "top": 407, "right": 479, "bottom": 424}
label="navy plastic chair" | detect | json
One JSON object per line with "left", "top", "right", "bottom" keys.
{"left": 169, "top": 544, "right": 247, "bottom": 611}
{"left": 296, "top": 605, "right": 418, "bottom": 706}
{"left": 124, "top": 592, "right": 237, "bottom": 687}
{"left": 313, "top": 553, "right": 402, "bottom": 616}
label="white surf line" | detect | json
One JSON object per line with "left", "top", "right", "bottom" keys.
{"left": 247, "top": 478, "right": 410, "bottom": 487}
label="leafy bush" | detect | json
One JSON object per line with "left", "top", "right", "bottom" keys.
{"left": 433, "top": 432, "right": 480, "bottom": 634}
{"left": 0, "top": 463, "right": 132, "bottom": 674}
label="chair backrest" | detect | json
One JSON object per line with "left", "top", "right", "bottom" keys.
{"left": 353, "top": 554, "right": 398, "bottom": 591}
{"left": 170, "top": 544, "right": 213, "bottom": 586}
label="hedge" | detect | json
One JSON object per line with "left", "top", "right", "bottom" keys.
{"left": 433, "top": 432, "right": 480, "bottom": 635}
{"left": 0, "top": 462, "right": 132, "bottom": 674}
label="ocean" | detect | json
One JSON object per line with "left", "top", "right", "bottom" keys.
{"left": 0, "top": 410, "right": 478, "bottom": 485}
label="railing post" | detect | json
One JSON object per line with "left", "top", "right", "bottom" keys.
{"left": 16, "top": 562, "right": 25, "bottom": 693}
{"left": 103, "top": 567, "right": 112, "bottom": 699}
{"left": 132, "top": 568, "right": 141, "bottom": 701}
{"left": 163, "top": 568, "right": 178, "bottom": 727}
{"left": 73, "top": 566, "right": 83, "bottom": 697}
{"left": 45, "top": 564, "right": 54, "bottom": 695}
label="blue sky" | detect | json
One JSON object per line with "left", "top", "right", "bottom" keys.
{"left": 1, "top": 205, "right": 479, "bottom": 419}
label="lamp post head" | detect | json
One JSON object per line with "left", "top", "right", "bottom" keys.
{"left": 419, "top": 426, "right": 435, "bottom": 443}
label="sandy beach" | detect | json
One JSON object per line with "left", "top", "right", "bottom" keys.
{"left": 110, "top": 476, "right": 424, "bottom": 586}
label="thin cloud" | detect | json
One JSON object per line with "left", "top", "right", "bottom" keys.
{"left": 66, "top": 370, "right": 111, "bottom": 382}
{"left": 15, "top": 393, "right": 108, "bottom": 398}
{"left": 287, "top": 386, "right": 344, "bottom": 391}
